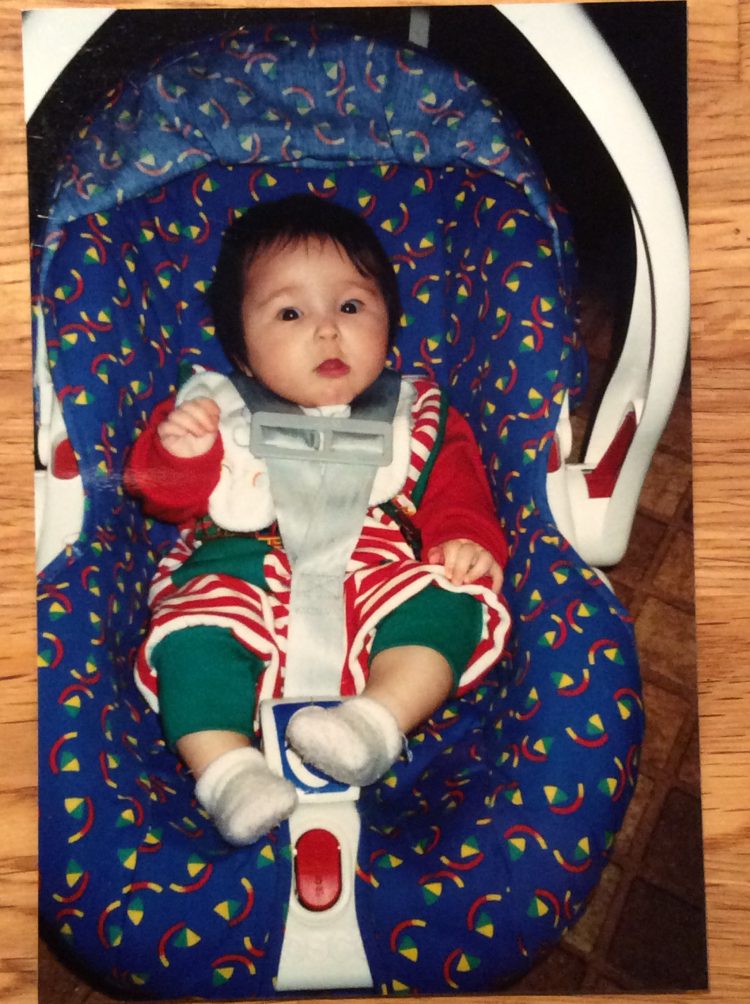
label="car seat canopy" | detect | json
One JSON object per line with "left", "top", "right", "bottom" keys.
{"left": 46, "top": 24, "right": 568, "bottom": 265}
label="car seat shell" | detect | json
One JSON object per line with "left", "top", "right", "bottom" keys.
{"left": 34, "top": 20, "right": 644, "bottom": 998}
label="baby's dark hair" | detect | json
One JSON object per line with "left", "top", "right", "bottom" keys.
{"left": 209, "top": 193, "right": 402, "bottom": 368}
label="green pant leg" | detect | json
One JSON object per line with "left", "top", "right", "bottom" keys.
{"left": 369, "top": 585, "right": 484, "bottom": 691}
{"left": 151, "top": 625, "right": 264, "bottom": 749}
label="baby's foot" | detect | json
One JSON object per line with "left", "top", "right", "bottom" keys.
{"left": 286, "top": 697, "right": 403, "bottom": 787}
{"left": 195, "top": 746, "right": 298, "bottom": 846}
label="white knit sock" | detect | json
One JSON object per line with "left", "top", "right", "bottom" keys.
{"left": 286, "top": 697, "right": 403, "bottom": 787}
{"left": 194, "top": 746, "right": 298, "bottom": 846}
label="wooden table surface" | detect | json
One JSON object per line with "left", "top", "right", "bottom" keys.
{"left": 1, "top": 1, "right": 748, "bottom": 1001}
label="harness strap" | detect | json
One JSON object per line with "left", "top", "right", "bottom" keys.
{"left": 229, "top": 370, "right": 402, "bottom": 696}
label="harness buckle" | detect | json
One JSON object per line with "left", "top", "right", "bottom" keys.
{"left": 251, "top": 412, "right": 393, "bottom": 466}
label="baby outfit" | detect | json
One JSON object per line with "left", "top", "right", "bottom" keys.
{"left": 126, "top": 370, "right": 510, "bottom": 843}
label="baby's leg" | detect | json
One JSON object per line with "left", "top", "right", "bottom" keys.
{"left": 286, "top": 587, "right": 482, "bottom": 785}
{"left": 365, "top": 644, "right": 453, "bottom": 732}
{"left": 153, "top": 626, "right": 297, "bottom": 845}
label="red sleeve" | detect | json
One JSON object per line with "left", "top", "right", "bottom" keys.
{"left": 412, "top": 405, "right": 508, "bottom": 569}
{"left": 124, "top": 396, "right": 224, "bottom": 524}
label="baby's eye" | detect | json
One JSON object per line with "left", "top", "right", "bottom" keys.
{"left": 279, "top": 307, "right": 300, "bottom": 322}
{"left": 340, "top": 300, "right": 361, "bottom": 314}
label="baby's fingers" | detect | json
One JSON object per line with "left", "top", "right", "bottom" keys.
{"left": 438, "top": 539, "right": 504, "bottom": 592}
{"left": 463, "top": 552, "right": 504, "bottom": 593}
{"left": 426, "top": 544, "right": 445, "bottom": 566}
{"left": 160, "top": 399, "right": 217, "bottom": 437}
{"left": 157, "top": 397, "right": 220, "bottom": 457}
{"left": 176, "top": 398, "right": 221, "bottom": 434}
{"left": 442, "top": 540, "right": 479, "bottom": 586}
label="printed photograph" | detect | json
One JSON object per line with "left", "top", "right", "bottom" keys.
{"left": 28, "top": 3, "right": 699, "bottom": 998}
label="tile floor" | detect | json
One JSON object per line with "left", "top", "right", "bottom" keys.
{"left": 38, "top": 296, "right": 706, "bottom": 1000}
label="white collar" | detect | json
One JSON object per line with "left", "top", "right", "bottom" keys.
{"left": 301, "top": 403, "right": 351, "bottom": 419}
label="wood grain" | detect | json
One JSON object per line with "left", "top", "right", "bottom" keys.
{"left": 0, "top": 5, "right": 38, "bottom": 1004}
{"left": 2, "top": 1, "right": 749, "bottom": 1001}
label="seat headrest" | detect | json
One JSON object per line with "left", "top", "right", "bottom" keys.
{"left": 45, "top": 21, "right": 564, "bottom": 268}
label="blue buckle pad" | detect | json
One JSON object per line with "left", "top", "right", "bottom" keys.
{"left": 259, "top": 698, "right": 360, "bottom": 802}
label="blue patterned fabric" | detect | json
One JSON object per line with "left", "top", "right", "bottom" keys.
{"left": 35, "top": 23, "right": 641, "bottom": 998}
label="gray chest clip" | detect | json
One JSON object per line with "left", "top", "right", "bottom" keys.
{"left": 250, "top": 412, "right": 393, "bottom": 467}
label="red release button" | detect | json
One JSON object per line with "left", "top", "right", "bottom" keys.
{"left": 294, "top": 828, "right": 342, "bottom": 912}
{"left": 52, "top": 438, "right": 79, "bottom": 480}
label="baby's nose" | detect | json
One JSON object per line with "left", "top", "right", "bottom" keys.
{"left": 315, "top": 313, "right": 341, "bottom": 338}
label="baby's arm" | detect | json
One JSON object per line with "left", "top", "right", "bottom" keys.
{"left": 125, "top": 396, "right": 224, "bottom": 523}
{"left": 414, "top": 405, "right": 508, "bottom": 593}
{"left": 157, "top": 397, "right": 221, "bottom": 458}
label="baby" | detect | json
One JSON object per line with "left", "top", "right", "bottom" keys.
{"left": 126, "top": 194, "right": 510, "bottom": 846}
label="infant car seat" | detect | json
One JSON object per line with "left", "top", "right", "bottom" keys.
{"left": 32, "top": 16, "right": 667, "bottom": 998}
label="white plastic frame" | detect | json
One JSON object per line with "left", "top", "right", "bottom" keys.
{"left": 499, "top": 4, "right": 689, "bottom": 566}
{"left": 25, "top": 9, "right": 115, "bottom": 571}
{"left": 26, "top": 5, "right": 689, "bottom": 573}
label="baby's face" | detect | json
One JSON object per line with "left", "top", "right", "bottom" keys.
{"left": 239, "top": 237, "right": 390, "bottom": 408}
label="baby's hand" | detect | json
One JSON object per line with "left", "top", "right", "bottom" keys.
{"left": 427, "top": 538, "right": 504, "bottom": 593}
{"left": 157, "top": 397, "right": 221, "bottom": 458}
